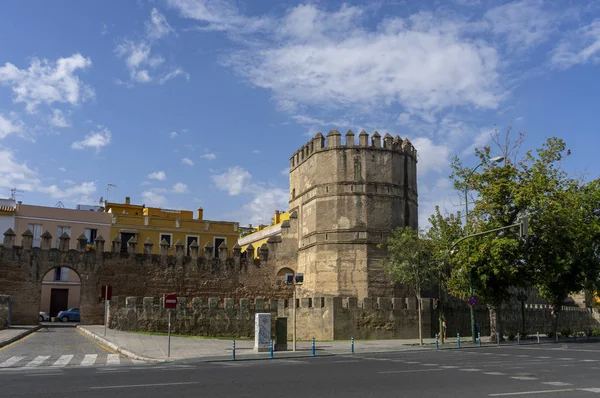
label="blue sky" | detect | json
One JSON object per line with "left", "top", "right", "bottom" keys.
{"left": 0, "top": 0, "right": 599, "bottom": 227}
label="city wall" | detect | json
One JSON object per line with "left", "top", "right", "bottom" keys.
{"left": 0, "top": 228, "right": 292, "bottom": 325}
{"left": 107, "top": 295, "right": 600, "bottom": 341}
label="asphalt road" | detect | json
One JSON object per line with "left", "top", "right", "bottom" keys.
{"left": 2, "top": 339, "right": 600, "bottom": 397}
{"left": 0, "top": 326, "right": 142, "bottom": 369}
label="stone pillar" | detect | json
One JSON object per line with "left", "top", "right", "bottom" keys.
{"left": 58, "top": 232, "right": 70, "bottom": 252}
{"left": 218, "top": 242, "right": 227, "bottom": 264}
{"left": 127, "top": 236, "right": 138, "bottom": 255}
{"left": 204, "top": 242, "right": 214, "bottom": 261}
{"left": 345, "top": 129, "right": 355, "bottom": 147}
{"left": 40, "top": 231, "right": 52, "bottom": 250}
{"left": 159, "top": 238, "right": 169, "bottom": 256}
{"left": 21, "top": 229, "right": 33, "bottom": 250}
{"left": 383, "top": 133, "right": 393, "bottom": 149}
{"left": 359, "top": 130, "right": 369, "bottom": 147}
{"left": 143, "top": 238, "right": 153, "bottom": 255}
{"left": 76, "top": 233, "right": 88, "bottom": 252}
{"left": 371, "top": 131, "right": 381, "bottom": 148}
{"left": 3, "top": 228, "right": 15, "bottom": 249}
{"left": 326, "top": 129, "right": 342, "bottom": 148}
{"left": 312, "top": 132, "right": 325, "bottom": 150}
{"left": 95, "top": 235, "right": 105, "bottom": 252}
{"left": 259, "top": 243, "right": 268, "bottom": 262}
{"left": 246, "top": 243, "right": 255, "bottom": 260}
{"left": 174, "top": 239, "right": 184, "bottom": 257}
{"left": 189, "top": 240, "right": 199, "bottom": 260}
{"left": 112, "top": 236, "right": 121, "bottom": 253}
{"left": 232, "top": 243, "right": 241, "bottom": 268}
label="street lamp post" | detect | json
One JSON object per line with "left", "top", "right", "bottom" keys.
{"left": 284, "top": 272, "right": 304, "bottom": 352}
{"left": 464, "top": 156, "right": 504, "bottom": 343}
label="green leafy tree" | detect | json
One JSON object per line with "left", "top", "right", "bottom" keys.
{"left": 381, "top": 227, "right": 439, "bottom": 345}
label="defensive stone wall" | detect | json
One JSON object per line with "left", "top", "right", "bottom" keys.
{"left": 0, "top": 295, "right": 10, "bottom": 329}
{"left": 0, "top": 228, "right": 291, "bottom": 325}
{"left": 107, "top": 295, "right": 600, "bottom": 341}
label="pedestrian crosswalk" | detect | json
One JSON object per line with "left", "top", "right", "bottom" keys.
{"left": 0, "top": 354, "right": 146, "bottom": 369}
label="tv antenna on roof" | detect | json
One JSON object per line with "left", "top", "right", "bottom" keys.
{"left": 105, "top": 184, "right": 116, "bottom": 204}
{"left": 55, "top": 201, "right": 65, "bottom": 208}
{"left": 10, "top": 188, "right": 23, "bottom": 201}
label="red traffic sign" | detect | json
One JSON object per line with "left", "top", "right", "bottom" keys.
{"left": 468, "top": 295, "right": 478, "bottom": 306}
{"left": 101, "top": 285, "right": 112, "bottom": 300}
{"left": 164, "top": 294, "right": 178, "bottom": 309}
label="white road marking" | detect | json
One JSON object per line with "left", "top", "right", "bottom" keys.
{"left": 421, "top": 364, "right": 439, "bottom": 366}
{"left": 582, "top": 359, "right": 599, "bottom": 362}
{"left": 440, "top": 366, "right": 458, "bottom": 369}
{"left": 558, "top": 358, "right": 574, "bottom": 361}
{"left": 537, "top": 356, "right": 551, "bottom": 359}
{"left": 24, "top": 372, "right": 64, "bottom": 377}
{"left": 510, "top": 376, "right": 538, "bottom": 380}
{"left": 483, "top": 372, "right": 505, "bottom": 375}
{"left": 579, "top": 388, "right": 600, "bottom": 393}
{"left": 90, "top": 382, "right": 199, "bottom": 390}
{"left": 379, "top": 369, "right": 444, "bottom": 374}
{"left": 52, "top": 355, "right": 74, "bottom": 367}
{"left": 333, "top": 360, "right": 360, "bottom": 363}
{"left": 80, "top": 354, "right": 98, "bottom": 366}
{"left": 542, "top": 382, "right": 572, "bottom": 386}
{"left": 404, "top": 361, "right": 419, "bottom": 364}
{"left": 460, "top": 368, "right": 481, "bottom": 372}
{"left": 489, "top": 388, "right": 575, "bottom": 396}
{"left": 24, "top": 356, "right": 50, "bottom": 367}
{"left": 106, "top": 354, "right": 120, "bottom": 365}
{"left": 0, "top": 356, "right": 25, "bottom": 368}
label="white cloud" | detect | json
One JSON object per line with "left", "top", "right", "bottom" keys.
{"left": 461, "top": 127, "right": 494, "bottom": 156}
{"left": 172, "top": 182, "right": 188, "bottom": 193}
{"left": 170, "top": 131, "right": 178, "bottom": 138}
{"left": 252, "top": 149, "right": 261, "bottom": 154}
{"left": 182, "top": 157, "right": 194, "bottom": 166}
{"left": 115, "top": 8, "right": 188, "bottom": 85}
{"left": 411, "top": 137, "right": 451, "bottom": 176}
{"left": 280, "top": 168, "right": 289, "bottom": 176}
{"left": 141, "top": 190, "right": 168, "bottom": 207}
{"left": 201, "top": 153, "right": 216, "bottom": 160}
{"left": 241, "top": 187, "right": 289, "bottom": 226}
{"left": 50, "top": 109, "right": 70, "bottom": 128}
{"left": 0, "top": 149, "right": 96, "bottom": 202}
{"left": 211, "top": 166, "right": 251, "bottom": 195}
{"left": 58, "top": 167, "right": 66, "bottom": 172}
{"left": 0, "top": 113, "right": 24, "bottom": 139}
{"left": 146, "top": 7, "right": 175, "bottom": 40}
{"left": 551, "top": 20, "right": 600, "bottom": 69}
{"left": 71, "top": 126, "right": 112, "bottom": 152}
{"left": 484, "top": 0, "right": 556, "bottom": 50}
{"left": 220, "top": 5, "right": 502, "bottom": 116}
{"left": 148, "top": 171, "right": 167, "bottom": 181}
{"left": 0, "top": 54, "right": 93, "bottom": 113}
{"left": 167, "top": 0, "right": 272, "bottom": 34}
{"left": 63, "top": 179, "right": 75, "bottom": 185}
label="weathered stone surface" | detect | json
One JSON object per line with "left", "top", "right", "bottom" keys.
{"left": 0, "top": 295, "right": 10, "bottom": 329}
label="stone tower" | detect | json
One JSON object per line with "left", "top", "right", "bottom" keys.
{"left": 288, "top": 130, "right": 418, "bottom": 298}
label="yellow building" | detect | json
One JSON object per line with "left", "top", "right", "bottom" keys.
{"left": 105, "top": 197, "right": 239, "bottom": 257}
{"left": 238, "top": 210, "right": 289, "bottom": 258}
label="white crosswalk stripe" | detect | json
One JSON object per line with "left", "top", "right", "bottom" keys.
{"left": 106, "top": 354, "right": 120, "bottom": 365}
{"left": 52, "top": 355, "right": 74, "bottom": 367}
{"left": 24, "top": 356, "right": 50, "bottom": 367}
{"left": 0, "top": 356, "right": 25, "bottom": 368}
{"left": 81, "top": 354, "right": 98, "bottom": 366}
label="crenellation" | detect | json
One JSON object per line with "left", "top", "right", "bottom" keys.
{"left": 144, "top": 237, "right": 153, "bottom": 255}
{"left": 378, "top": 297, "right": 392, "bottom": 311}
{"left": 345, "top": 129, "right": 355, "bottom": 147}
{"left": 126, "top": 296, "right": 136, "bottom": 308}
{"left": 346, "top": 297, "right": 358, "bottom": 309}
{"left": 326, "top": 129, "right": 342, "bottom": 148}
{"left": 21, "top": 229, "right": 33, "bottom": 250}
{"left": 40, "top": 231, "right": 52, "bottom": 250}
{"left": 371, "top": 131, "right": 381, "bottom": 148}
{"left": 76, "top": 234, "right": 88, "bottom": 252}
{"left": 383, "top": 133, "right": 393, "bottom": 149}
{"left": 361, "top": 297, "right": 374, "bottom": 309}
{"left": 127, "top": 236, "right": 137, "bottom": 254}
{"left": 3, "top": 228, "right": 15, "bottom": 249}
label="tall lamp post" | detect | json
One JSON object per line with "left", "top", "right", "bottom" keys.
{"left": 464, "top": 156, "right": 504, "bottom": 343}
{"left": 285, "top": 272, "right": 304, "bottom": 351}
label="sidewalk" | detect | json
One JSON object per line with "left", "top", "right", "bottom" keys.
{"left": 77, "top": 325, "right": 511, "bottom": 363}
{"left": 0, "top": 325, "right": 41, "bottom": 348}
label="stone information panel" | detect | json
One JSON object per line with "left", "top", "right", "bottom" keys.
{"left": 254, "top": 313, "right": 271, "bottom": 352}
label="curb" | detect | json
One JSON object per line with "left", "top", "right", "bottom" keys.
{"left": 0, "top": 325, "right": 42, "bottom": 349}
{"left": 76, "top": 326, "right": 169, "bottom": 363}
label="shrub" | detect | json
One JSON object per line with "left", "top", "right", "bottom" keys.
{"left": 591, "top": 328, "right": 600, "bottom": 337}
{"left": 547, "top": 331, "right": 555, "bottom": 338}
{"left": 560, "top": 328, "right": 572, "bottom": 338}
{"left": 507, "top": 332, "right": 516, "bottom": 341}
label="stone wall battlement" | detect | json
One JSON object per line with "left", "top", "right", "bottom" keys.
{"left": 290, "top": 130, "right": 417, "bottom": 171}
{"left": 1, "top": 227, "right": 279, "bottom": 271}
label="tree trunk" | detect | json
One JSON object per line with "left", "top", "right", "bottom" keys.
{"left": 551, "top": 302, "right": 561, "bottom": 342}
{"left": 487, "top": 303, "right": 504, "bottom": 343}
{"left": 417, "top": 295, "right": 423, "bottom": 346}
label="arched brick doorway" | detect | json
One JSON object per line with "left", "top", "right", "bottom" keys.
{"left": 40, "top": 266, "right": 82, "bottom": 322}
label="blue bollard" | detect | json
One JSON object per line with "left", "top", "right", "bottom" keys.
{"left": 312, "top": 338, "right": 316, "bottom": 357}
{"left": 478, "top": 332, "right": 481, "bottom": 348}
{"left": 270, "top": 340, "right": 274, "bottom": 359}
{"left": 435, "top": 333, "right": 439, "bottom": 350}
{"left": 351, "top": 336, "right": 355, "bottom": 354}
{"left": 232, "top": 340, "right": 236, "bottom": 361}
{"left": 574, "top": 332, "right": 577, "bottom": 342}
{"left": 457, "top": 332, "right": 461, "bottom": 348}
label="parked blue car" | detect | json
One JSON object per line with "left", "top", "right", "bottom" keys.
{"left": 57, "top": 308, "right": 80, "bottom": 322}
